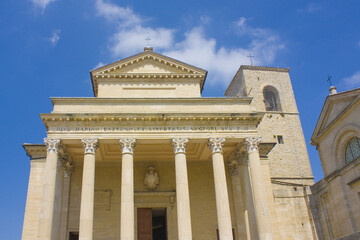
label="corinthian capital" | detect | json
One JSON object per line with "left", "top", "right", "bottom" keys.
{"left": 245, "top": 137, "right": 262, "bottom": 153}
{"left": 81, "top": 138, "right": 99, "bottom": 154}
{"left": 44, "top": 138, "right": 61, "bottom": 153}
{"left": 171, "top": 138, "right": 189, "bottom": 154}
{"left": 119, "top": 138, "right": 136, "bottom": 154}
{"left": 227, "top": 156, "right": 239, "bottom": 176}
{"left": 208, "top": 137, "right": 226, "bottom": 153}
{"left": 235, "top": 148, "right": 249, "bottom": 165}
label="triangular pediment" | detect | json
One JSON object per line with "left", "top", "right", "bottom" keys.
{"left": 312, "top": 88, "right": 360, "bottom": 143}
{"left": 90, "top": 50, "right": 207, "bottom": 96}
{"left": 91, "top": 51, "right": 206, "bottom": 77}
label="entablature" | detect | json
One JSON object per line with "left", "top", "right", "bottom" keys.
{"left": 23, "top": 144, "right": 46, "bottom": 159}
{"left": 41, "top": 112, "right": 263, "bottom": 131}
{"left": 49, "top": 97, "right": 254, "bottom": 114}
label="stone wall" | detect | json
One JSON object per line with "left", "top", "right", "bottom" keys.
{"left": 22, "top": 159, "right": 46, "bottom": 240}
{"left": 310, "top": 97, "right": 360, "bottom": 239}
{"left": 67, "top": 161, "right": 227, "bottom": 240}
{"left": 226, "top": 66, "right": 316, "bottom": 239}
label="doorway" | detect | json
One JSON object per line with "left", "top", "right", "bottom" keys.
{"left": 137, "top": 208, "right": 167, "bottom": 240}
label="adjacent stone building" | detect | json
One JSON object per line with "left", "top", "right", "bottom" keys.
{"left": 22, "top": 47, "right": 316, "bottom": 240}
{"left": 310, "top": 87, "right": 360, "bottom": 240}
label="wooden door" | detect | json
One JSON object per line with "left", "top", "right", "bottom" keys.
{"left": 137, "top": 208, "right": 152, "bottom": 240}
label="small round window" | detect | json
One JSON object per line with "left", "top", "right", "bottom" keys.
{"left": 345, "top": 137, "right": 360, "bottom": 164}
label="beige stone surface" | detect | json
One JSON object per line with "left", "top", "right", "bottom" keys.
{"left": 311, "top": 88, "right": 360, "bottom": 240}
{"left": 173, "top": 139, "right": 193, "bottom": 240}
{"left": 22, "top": 51, "right": 318, "bottom": 240}
{"left": 79, "top": 153, "right": 96, "bottom": 240}
{"left": 120, "top": 152, "right": 135, "bottom": 240}
{"left": 211, "top": 150, "right": 233, "bottom": 240}
{"left": 22, "top": 159, "right": 46, "bottom": 240}
{"left": 37, "top": 144, "right": 60, "bottom": 240}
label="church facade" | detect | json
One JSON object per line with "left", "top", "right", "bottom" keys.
{"left": 310, "top": 87, "right": 360, "bottom": 240}
{"left": 22, "top": 47, "right": 316, "bottom": 240}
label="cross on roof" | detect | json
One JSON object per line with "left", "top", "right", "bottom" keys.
{"left": 247, "top": 53, "right": 255, "bottom": 66}
{"left": 145, "top": 37, "right": 151, "bottom": 46}
{"left": 327, "top": 75, "right": 333, "bottom": 86}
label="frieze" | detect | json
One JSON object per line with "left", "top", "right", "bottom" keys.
{"left": 49, "top": 125, "right": 254, "bottom": 133}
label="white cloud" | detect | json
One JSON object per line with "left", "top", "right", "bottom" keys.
{"left": 95, "top": 0, "right": 174, "bottom": 56}
{"left": 95, "top": 0, "right": 142, "bottom": 27}
{"left": 95, "top": 1, "right": 284, "bottom": 86}
{"left": 298, "top": 3, "right": 322, "bottom": 13}
{"left": 164, "top": 26, "right": 284, "bottom": 86}
{"left": 235, "top": 17, "right": 271, "bottom": 37}
{"left": 47, "top": 29, "right": 61, "bottom": 47}
{"left": 94, "top": 62, "right": 105, "bottom": 69}
{"left": 200, "top": 16, "right": 211, "bottom": 24}
{"left": 342, "top": 71, "right": 360, "bottom": 88}
{"left": 111, "top": 26, "right": 174, "bottom": 56}
{"left": 30, "top": 0, "right": 56, "bottom": 13}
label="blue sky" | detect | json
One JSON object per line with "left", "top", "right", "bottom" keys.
{"left": 1, "top": 0, "right": 360, "bottom": 238}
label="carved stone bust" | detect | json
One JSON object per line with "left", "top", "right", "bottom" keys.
{"left": 144, "top": 166, "right": 159, "bottom": 190}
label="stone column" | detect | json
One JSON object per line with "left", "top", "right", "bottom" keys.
{"left": 52, "top": 158, "right": 65, "bottom": 240}
{"left": 119, "top": 138, "right": 136, "bottom": 240}
{"left": 236, "top": 148, "right": 258, "bottom": 240}
{"left": 227, "top": 156, "right": 247, "bottom": 240}
{"left": 37, "top": 138, "right": 61, "bottom": 240}
{"left": 59, "top": 162, "right": 72, "bottom": 240}
{"left": 79, "top": 138, "right": 99, "bottom": 240}
{"left": 171, "top": 138, "right": 192, "bottom": 240}
{"left": 208, "top": 137, "right": 233, "bottom": 240}
{"left": 245, "top": 137, "right": 272, "bottom": 240}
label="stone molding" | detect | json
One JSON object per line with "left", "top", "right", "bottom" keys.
{"left": 44, "top": 138, "right": 61, "bottom": 153}
{"left": 240, "top": 65, "right": 290, "bottom": 72}
{"left": 23, "top": 144, "right": 47, "bottom": 159}
{"left": 81, "top": 138, "right": 99, "bottom": 154}
{"left": 41, "top": 113, "right": 261, "bottom": 128}
{"left": 119, "top": 138, "right": 136, "bottom": 154}
{"left": 208, "top": 137, "right": 226, "bottom": 153}
{"left": 171, "top": 138, "right": 189, "bottom": 154}
{"left": 245, "top": 137, "right": 262, "bottom": 153}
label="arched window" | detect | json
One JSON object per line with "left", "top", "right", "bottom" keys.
{"left": 263, "top": 86, "right": 282, "bottom": 111}
{"left": 345, "top": 137, "right": 360, "bottom": 164}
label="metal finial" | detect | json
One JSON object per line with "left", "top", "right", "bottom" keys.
{"left": 247, "top": 53, "right": 255, "bottom": 66}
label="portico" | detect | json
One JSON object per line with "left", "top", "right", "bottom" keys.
{"left": 36, "top": 132, "right": 273, "bottom": 240}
